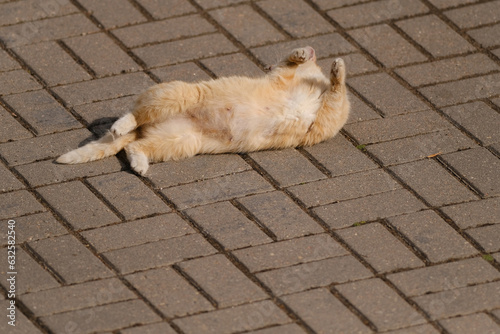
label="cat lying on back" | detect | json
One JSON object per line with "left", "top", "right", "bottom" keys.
{"left": 57, "top": 47, "right": 350, "bottom": 175}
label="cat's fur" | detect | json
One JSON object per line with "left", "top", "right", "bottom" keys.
{"left": 57, "top": 47, "right": 350, "bottom": 175}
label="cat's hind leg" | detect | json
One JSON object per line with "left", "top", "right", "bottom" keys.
{"left": 111, "top": 112, "right": 137, "bottom": 137}
{"left": 330, "top": 58, "right": 346, "bottom": 91}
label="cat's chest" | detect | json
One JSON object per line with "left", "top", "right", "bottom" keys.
{"left": 282, "top": 87, "right": 323, "bottom": 122}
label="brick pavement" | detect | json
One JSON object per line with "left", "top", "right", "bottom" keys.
{"left": 0, "top": 0, "right": 499, "bottom": 333}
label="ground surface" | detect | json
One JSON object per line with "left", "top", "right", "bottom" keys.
{"left": 1, "top": 0, "right": 500, "bottom": 333}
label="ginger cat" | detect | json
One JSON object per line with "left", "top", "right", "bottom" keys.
{"left": 57, "top": 47, "right": 350, "bottom": 175}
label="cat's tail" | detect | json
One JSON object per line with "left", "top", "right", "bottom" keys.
{"left": 56, "top": 131, "right": 136, "bottom": 164}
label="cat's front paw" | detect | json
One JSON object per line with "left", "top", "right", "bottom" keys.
{"left": 289, "top": 46, "right": 315, "bottom": 63}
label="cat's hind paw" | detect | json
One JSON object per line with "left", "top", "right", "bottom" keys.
{"left": 330, "top": 58, "right": 346, "bottom": 85}
{"left": 111, "top": 113, "right": 137, "bottom": 137}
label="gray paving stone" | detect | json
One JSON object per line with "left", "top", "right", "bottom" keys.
{"left": 350, "top": 24, "right": 427, "bottom": 67}
{"left": 136, "top": 0, "right": 196, "bottom": 19}
{"left": 0, "top": 0, "right": 78, "bottom": 26}
{"left": 0, "top": 190, "right": 44, "bottom": 220}
{"left": 314, "top": 189, "right": 426, "bottom": 230}
{"left": 237, "top": 191, "right": 323, "bottom": 240}
{"left": 440, "top": 313, "right": 500, "bottom": 334}
{"left": 250, "top": 148, "right": 326, "bottom": 187}
{"left": 210, "top": 5, "right": 286, "bottom": 47}
{"left": 0, "top": 212, "right": 66, "bottom": 246}
{"left": 79, "top": 0, "right": 147, "bottom": 28}
{"left": 397, "top": 15, "right": 475, "bottom": 57}
{"left": 162, "top": 171, "right": 274, "bottom": 210}
{"left": 337, "top": 222, "right": 424, "bottom": 273}
{"left": 120, "top": 322, "right": 177, "bottom": 334}
{"left": 150, "top": 62, "right": 212, "bottom": 83}
{"left": 179, "top": 254, "right": 267, "bottom": 307}
{"left": 390, "top": 159, "right": 477, "bottom": 206}
{"left": 445, "top": 1, "right": 500, "bottom": 29}
{"left": 0, "top": 299, "right": 43, "bottom": 333}
{"left": 348, "top": 73, "right": 428, "bottom": 116}
{"left": 303, "top": 135, "right": 378, "bottom": 177}
{"left": 200, "top": 53, "right": 263, "bottom": 78}
{"left": 441, "top": 147, "right": 500, "bottom": 197}
{"left": 0, "top": 163, "right": 24, "bottom": 192}
{"left": 443, "top": 101, "right": 500, "bottom": 145}
{"left": 441, "top": 197, "right": 500, "bottom": 229}
{"left": 173, "top": 300, "right": 290, "bottom": 334}
{"left": 343, "top": 92, "right": 382, "bottom": 124}
{"left": 0, "top": 69, "right": 40, "bottom": 95}
{"left": 82, "top": 214, "right": 194, "bottom": 252}
{"left": 0, "top": 48, "right": 20, "bottom": 71}
{"left": 313, "top": 0, "right": 369, "bottom": 10}
{"left": 41, "top": 299, "right": 160, "bottom": 333}
{"left": 413, "top": 281, "right": 500, "bottom": 320}
{"left": 249, "top": 323, "right": 307, "bottom": 334}
{"left": 256, "top": 255, "right": 372, "bottom": 296}
{"left": 257, "top": 0, "right": 334, "bottom": 38}
{"left": 288, "top": 169, "right": 400, "bottom": 208}
{"left": 37, "top": 180, "right": 120, "bottom": 230}
{"left": 4, "top": 90, "right": 81, "bottom": 135}
{"left": 282, "top": 288, "right": 372, "bottom": 334}
{"left": 467, "top": 224, "right": 500, "bottom": 253}
{"left": 0, "top": 106, "right": 32, "bottom": 142}
{"left": 389, "top": 210, "right": 478, "bottom": 262}
{"left": 186, "top": 201, "right": 272, "bottom": 250}
{"left": 233, "top": 234, "right": 347, "bottom": 272}
{"left": 469, "top": 25, "right": 500, "bottom": 48}
{"left": 384, "top": 324, "right": 440, "bottom": 334}
{"left": 337, "top": 278, "right": 426, "bottom": 331}
{"left": 21, "top": 278, "right": 133, "bottom": 316}
{"left": 126, "top": 267, "right": 213, "bottom": 317}
{"left": 103, "top": 234, "right": 217, "bottom": 274}
{"left": 112, "top": 15, "right": 216, "bottom": 48}
{"left": 428, "top": 0, "right": 475, "bottom": 9}
{"left": 29, "top": 234, "right": 114, "bottom": 284}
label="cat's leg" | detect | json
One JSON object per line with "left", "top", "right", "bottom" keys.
{"left": 111, "top": 113, "right": 137, "bottom": 137}
{"left": 330, "top": 57, "right": 346, "bottom": 90}
{"left": 287, "top": 46, "right": 316, "bottom": 64}
{"left": 125, "top": 142, "right": 150, "bottom": 176}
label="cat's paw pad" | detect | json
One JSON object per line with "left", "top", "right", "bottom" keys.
{"left": 111, "top": 113, "right": 137, "bottom": 136}
{"left": 289, "top": 47, "right": 315, "bottom": 63}
{"left": 330, "top": 58, "right": 346, "bottom": 82}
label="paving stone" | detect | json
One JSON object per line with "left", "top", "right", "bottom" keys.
{"left": 303, "top": 135, "right": 378, "bottom": 177}
{"left": 88, "top": 172, "right": 170, "bottom": 220}
{"left": 0, "top": 212, "right": 66, "bottom": 246}
{"left": 440, "top": 312, "right": 500, "bottom": 334}
{"left": 441, "top": 147, "right": 500, "bottom": 197}
{"left": 314, "top": 189, "right": 426, "bottom": 230}
{"left": 0, "top": 69, "right": 40, "bottom": 95}
{"left": 186, "top": 201, "right": 272, "bottom": 250}
{"left": 250, "top": 148, "right": 326, "bottom": 187}
{"left": 82, "top": 214, "right": 194, "bottom": 252}
{"left": 0, "top": 14, "right": 99, "bottom": 47}
{"left": 64, "top": 33, "right": 139, "bottom": 77}
{"left": 337, "top": 278, "right": 426, "bottom": 331}
{"left": 249, "top": 323, "right": 307, "bottom": 334}
{"left": 288, "top": 169, "right": 399, "bottom": 208}
{"left": 0, "top": 0, "right": 78, "bottom": 26}
{"left": 391, "top": 159, "right": 477, "bottom": 206}
{"left": 126, "top": 267, "right": 213, "bottom": 317}
{"left": 233, "top": 234, "right": 347, "bottom": 272}
{"left": 112, "top": 15, "right": 216, "bottom": 48}
{"left": 345, "top": 110, "right": 452, "bottom": 144}
{"left": 428, "top": 0, "right": 475, "bottom": 9}
{"left": 312, "top": 0, "right": 370, "bottom": 10}
{"left": 345, "top": 93, "right": 382, "bottom": 124}
{"left": 136, "top": 0, "right": 196, "bottom": 19}
{"left": 210, "top": 5, "right": 286, "bottom": 48}
{"left": 103, "top": 234, "right": 217, "bottom": 274}
{"left": 79, "top": 0, "right": 146, "bottom": 28}
{"left": 173, "top": 300, "right": 290, "bottom": 334}
{"left": 52, "top": 72, "right": 154, "bottom": 106}
{"left": 148, "top": 154, "right": 250, "bottom": 188}
{"left": 283, "top": 288, "right": 371, "bottom": 334}
{"left": 443, "top": 101, "right": 500, "bottom": 145}
{"left": 4, "top": 90, "right": 81, "bottom": 135}
{"left": 467, "top": 224, "right": 500, "bottom": 253}
{"left": 389, "top": 210, "right": 478, "bottom": 262}
{"left": 419, "top": 73, "right": 500, "bottom": 107}
{"left": 385, "top": 324, "right": 440, "bottom": 334}
{"left": 121, "top": 322, "right": 177, "bottom": 334}
{"left": 445, "top": 1, "right": 500, "bottom": 29}
{"left": 29, "top": 234, "right": 114, "bottom": 284}
{"left": 337, "top": 222, "right": 424, "bottom": 273}
{"left": 250, "top": 33, "right": 356, "bottom": 66}
{"left": 349, "top": 73, "right": 428, "bottom": 116}
{"left": 350, "top": 24, "right": 427, "bottom": 67}
{"left": 41, "top": 299, "right": 160, "bottom": 333}
{"left": 0, "top": 48, "right": 20, "bottom": 71}
{"left": 179, "top": 254, "right": 267, "bottom": 307}
{"left": 367, "top": 127, "right": 477, "bottom": 166}
{"left": 327, "top": 0, "right": 428, "bottom": 28}
{"left": 441, "top": 197, "right": 500, "bottom": 229}
{"left": 162, "top": 171, "right": 274, "bottom": 210}
{"left": 257, "top": 0, "right": 334, "bottom": 38}
{"left": 397, "top": 15, "right": 475, "bottom": 57}
{"left": 0, "top": 299, "right": 42, "bottom": 333}
{"left": 0, "top": 190, "right": 44, "bottom": 220}
{"left": 257, "top": 255, "right": 372, "bottom": 296}
{"left": 73, "top": 95, "right": 136, "bottom": 124}
{"left": 237, "top": 191, "right": 323, "bottom": 240}
{"left": 135, "top": 33, "right": 238, "bottom": 68}
{"left": 0, "top": 106, "right": 32, "bottom": 142}
{"left": 396, "top": 53, "right": 499, "bottom": 87}
{"left": 0, "top": 163, "right": 24, "bottom": 192}
{"left": 469, "top": 24, "right": 500, "bottom": 48}
{"left": 151, "top": 62, "right": 212, "bottom": 83}
{"left": 413, "top": 281, "right": 500, "bottom": 320}
{"left": 21, "top": 278, "right": 133, "bottom": 316}
{"left": 200, "top": 53, "right": 263, "bottom": 78}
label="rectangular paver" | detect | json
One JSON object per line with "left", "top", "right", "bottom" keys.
{"left": 0, "top": 190, "right": 44, "bottom": 220}
{"left": 441, "top": 197, "right": 500, "bottom": 229}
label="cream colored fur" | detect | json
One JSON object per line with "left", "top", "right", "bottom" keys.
{"left": 57, "top": 47, "right": 350, "bottom": 175}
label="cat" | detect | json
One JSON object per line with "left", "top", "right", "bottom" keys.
{"left": 57, "top": 46, "right": 350, "bottom": 175}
